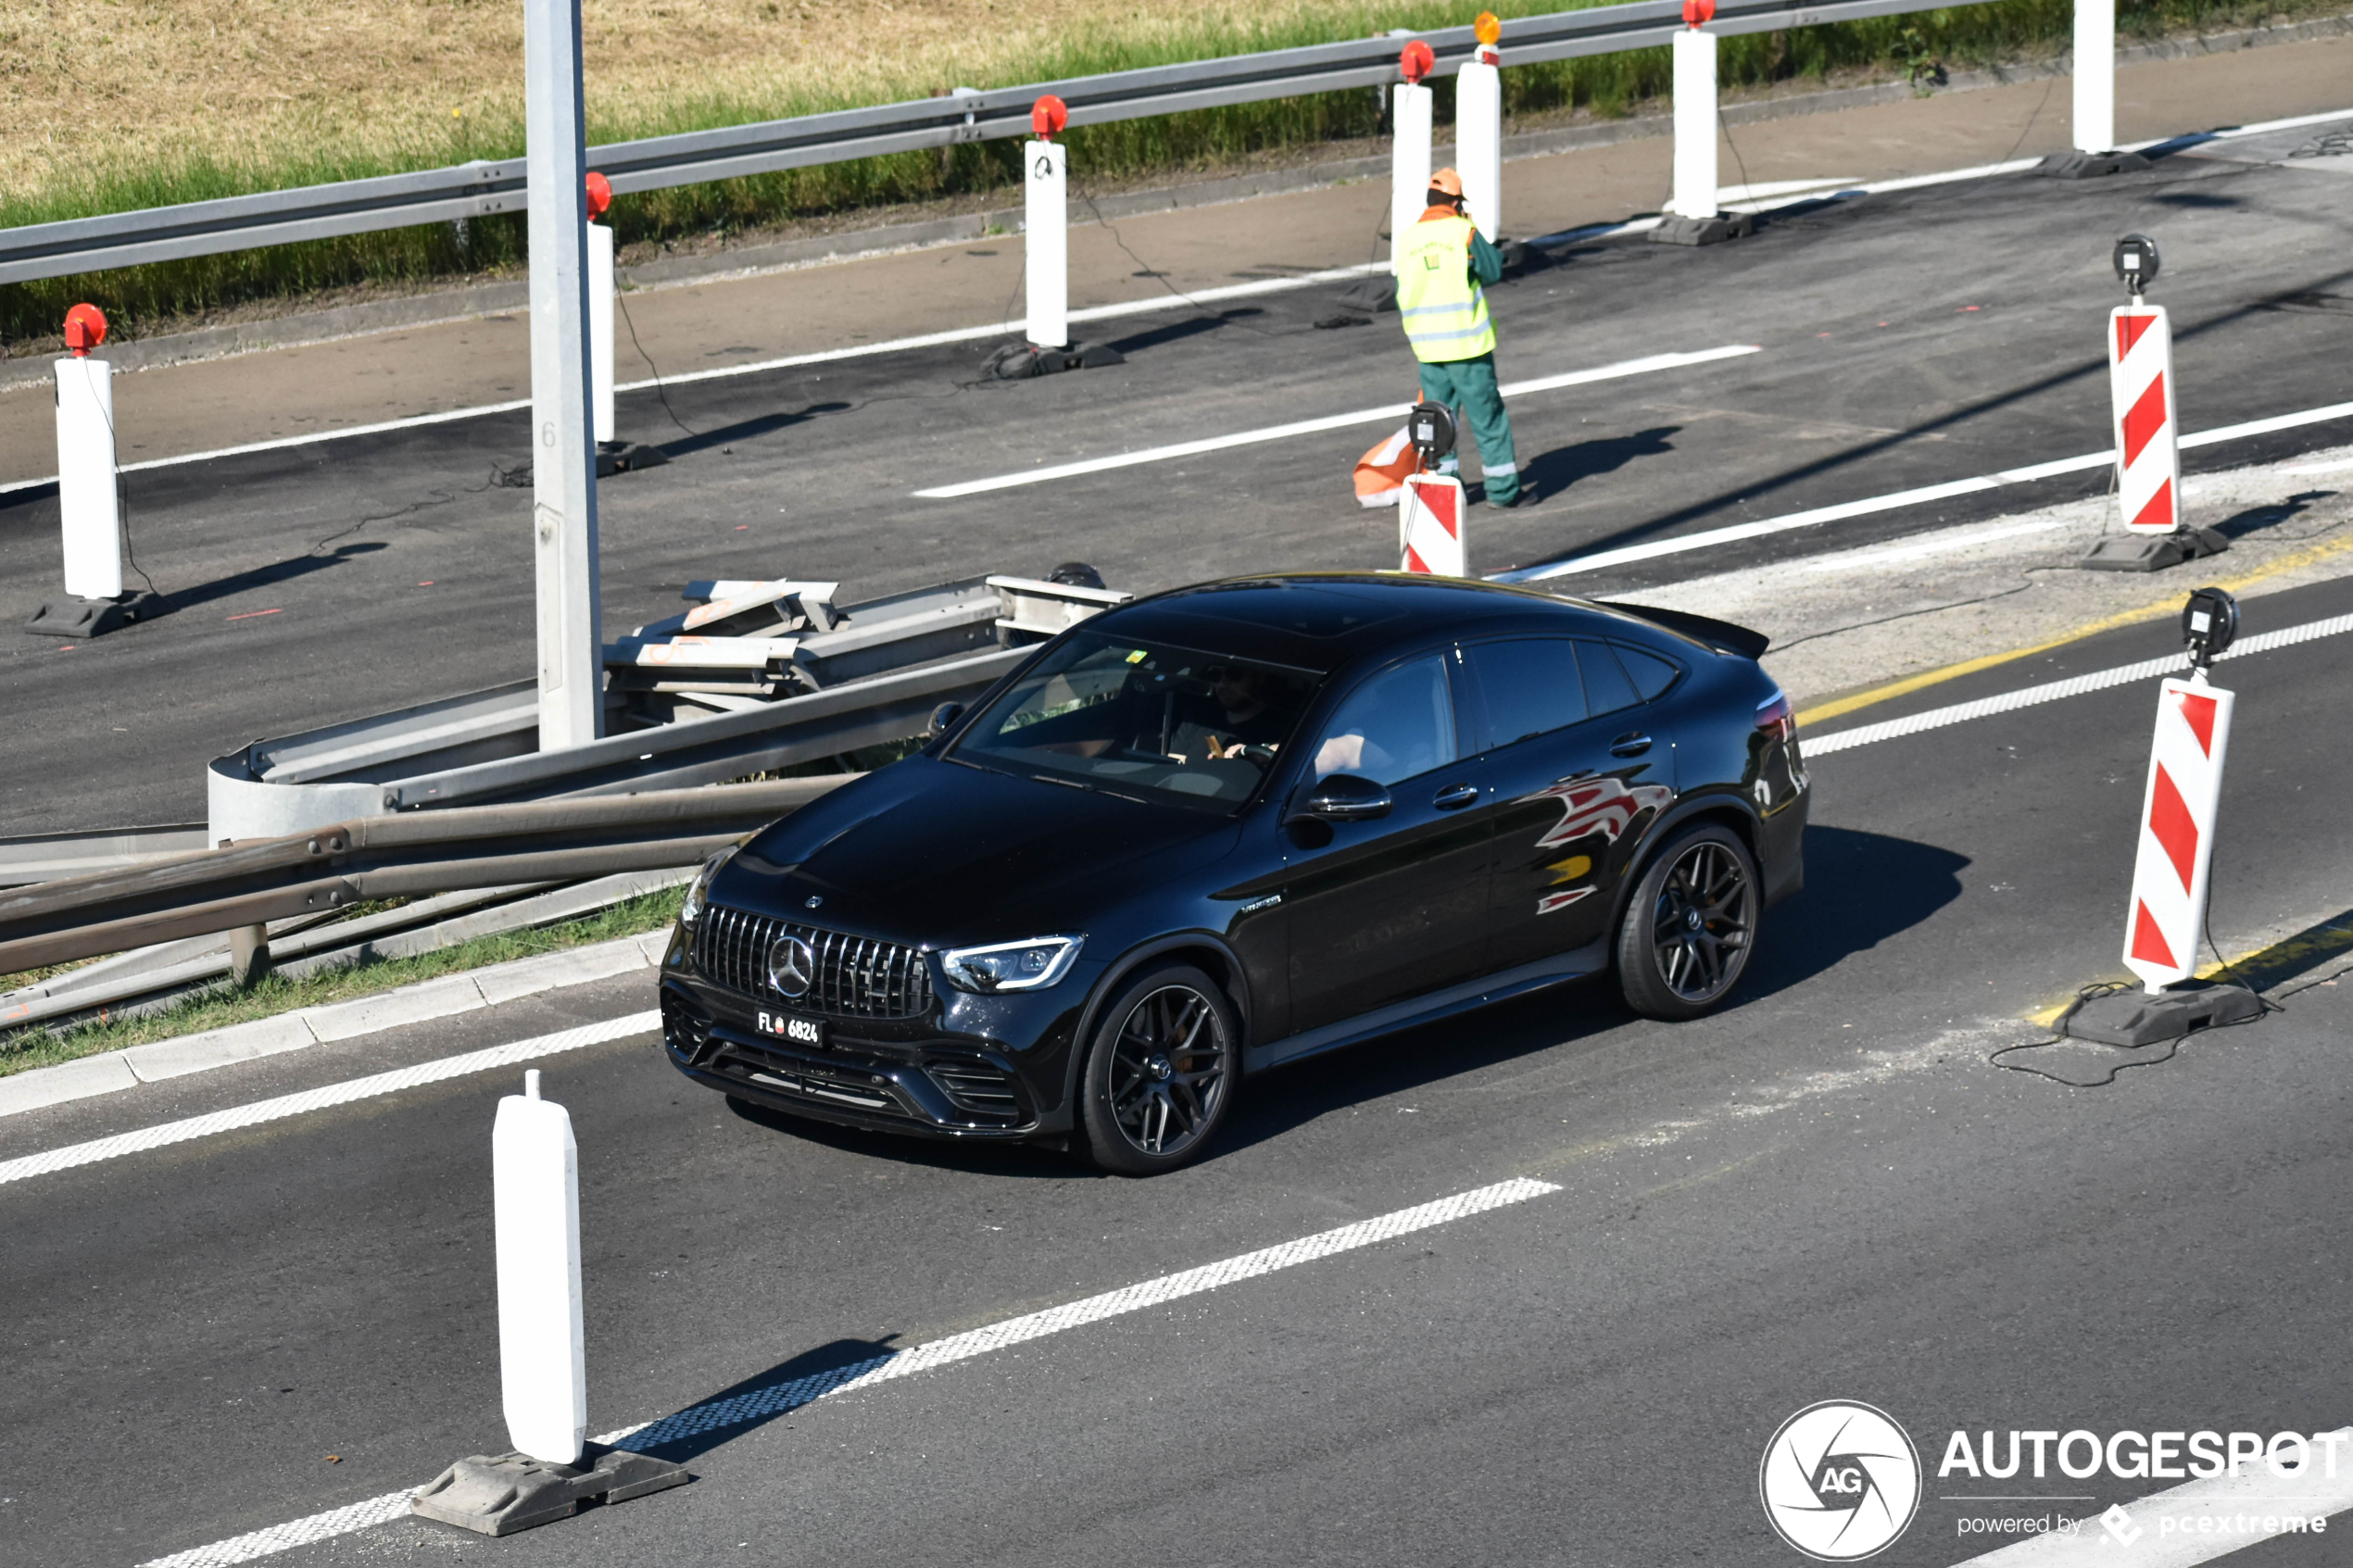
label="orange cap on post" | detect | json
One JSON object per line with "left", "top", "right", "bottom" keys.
{"left": 1399, "top": 40, "right": 1435, "bottom": 83}
{"left": 1031, "top": 95, "right": 1068, "bottom": 139}
{"left": 585, "top": 170, "right": 612, "bottom": 220}
{"left": 1682, "top": 0, "right": 1716, "bottom": 25}
{"left": 63, "top": 304, "right": 107, "bottom": 358}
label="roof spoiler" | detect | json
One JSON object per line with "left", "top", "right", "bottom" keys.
{"left": 1591, "top": 600, "right": 1771, "bottom": 661}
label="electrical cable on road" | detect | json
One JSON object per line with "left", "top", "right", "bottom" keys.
{"left": 616, "top": 288, "right": 705, "bottom": 440}
{"left": 92, "top": 393, "right": 160, "bottom": 600}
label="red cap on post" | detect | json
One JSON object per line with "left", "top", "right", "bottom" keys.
{"left": 585, "top": 170, "right": 612, "bottom": 220}
{"left": 1031, "top": 95, "right": 1068, "bottom": 139}
{"left": 1399, "top": 40, "right": 1436, "bottom": 84}
{"left": 63, "top": 304, "right": 107, "bottom": 358}
{"left": 1682, "top": 0, "right": 1716, "bottom": 25}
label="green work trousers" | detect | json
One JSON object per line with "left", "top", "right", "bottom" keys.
{"left": 1416, "top": 352, "right": 1520, "bottom": 506}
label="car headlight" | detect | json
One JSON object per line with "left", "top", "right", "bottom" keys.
{"left": 939, "top": 935, "right": 1085, "bottom": 994}
{"left": 679, "top": 846, "right": 737, "bottom": 926}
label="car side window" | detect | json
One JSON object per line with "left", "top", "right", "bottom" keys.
{"left": 1311, "top": 654, "right": 1457, "bottom": 784}
{"left": 1577, "top": 639, "right": 1642, "bottom": 718}
{"left": 1462, "top": 638, "right": 1588, "bottom": 750}
{"left": 1615, "top": 645, "right": 1683, "bottom": 702}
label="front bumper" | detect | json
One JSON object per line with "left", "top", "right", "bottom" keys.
{"left": 656, "top": 927, "right": 1088, "bottom": 1141}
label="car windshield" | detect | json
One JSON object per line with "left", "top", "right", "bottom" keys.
{"left": 950, "top": 633, "right": 1324, "bottom": 811}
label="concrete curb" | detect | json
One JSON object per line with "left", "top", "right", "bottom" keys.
{"left": 6, "top": 12, "right": 2343, "bottom": 392}
{"left": 0, "top": 928, "right": 672, "bottom": 1119}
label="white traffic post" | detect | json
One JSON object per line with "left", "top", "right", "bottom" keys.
{"left": 53, "top": 304, "right": 122, "bottom": 603}
{"left": 1400, "top": 472, "right": 1468, "bottom": 576}
{"left": 524, "top": 0, "right": 604, "bottom": 750}
{"left": 2120, "top": 672, "right": 2233, "bottom": 991}
{"left": 1669, "top": 2, "right": 1719, "bottom": 222}
{"left": 1391, "top": 44, "right": 1435, "bottom": 273}
{"left": 1025, "top": 96, "right": 1069, "bottom": 351}
{"left": 585, "top": 172, "right": 615, "bottom": 446}
{"left": 495, "top": 1069, "right": 587, "bottom": 1464}
{"left": 2109, "top": 300, "right": 2180, "bottom": 534}
{"left": 2073, "top": 0, "right": 2116, "bottom": 157}
{"left": 1455, "top": 16, "right": 1504, "bottom": 243}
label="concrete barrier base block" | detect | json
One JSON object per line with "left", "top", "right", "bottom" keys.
{"left": 411, "top": 1444, "right": 689, "bottom": 1537}
{"left": 2037, "top": 149, "right": 2155, "bottom": 179}
{"left": 2077, "top": 525, "right": 2229, "bottom": 572}
{"left": 2057, "top": 980, "right": 2263, "bottom": 1047}
{"left": 597, "top": 441, "right": 670, "bottom": 477}
{"left": 24, "top": 591, "right": 156, "bottom": 640}
{"left": 1648, "top": 213, "right": 1752, "bottom": 247}
{"left": 995, "top": 342, "right": 1126, "bottom": 380}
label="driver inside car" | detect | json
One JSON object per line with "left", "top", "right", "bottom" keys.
{"left": 1168, "top": 664, "right": 1290, "bottom": 766}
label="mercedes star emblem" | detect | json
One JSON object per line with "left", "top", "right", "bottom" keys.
{"left": 767, "top": 935, "right": 816, "bottom": 999}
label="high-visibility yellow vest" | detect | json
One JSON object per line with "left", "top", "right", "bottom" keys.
{"left": 1396, "top": 214, "right": 1496, "bottom": 362}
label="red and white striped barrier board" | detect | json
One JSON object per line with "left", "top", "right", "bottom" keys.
{"left": 1400, "top": 471, "right": 1467, "bottom": 576}
{"left": 2110, "top": 304, "right": 2181, "bottom": 534}
{"left": 2120, "top": 674, "right": 2233, "bottom": 991}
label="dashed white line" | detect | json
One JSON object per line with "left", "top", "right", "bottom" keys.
{"left": 911, "top": 345, "right": 1762, "bottom": 498}
{"left": 1801, "top": 611, "right": 2353, "bottom": 756}
{"left": 135, "top": 1175, "right": 1561, "bottom": 1567}
{"left": 0, "top": 1010, "right": 658, "bottom": 1188}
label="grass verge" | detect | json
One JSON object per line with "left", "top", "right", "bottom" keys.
{"left": 5, "top": 0, "right": 2334, "bottom": 348}
{"left": 0, "top": 885, "right": 684, "bottom": 1080}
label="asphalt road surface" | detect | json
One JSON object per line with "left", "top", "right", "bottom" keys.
{"left": 6, "top": 571, "right": 2349, "bottom": 1568}
{"left": 4, "top": 132, "right": 2351, "bottom": 836}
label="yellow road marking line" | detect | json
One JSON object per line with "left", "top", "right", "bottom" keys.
{"left": 2023, "top": 909, "right": 2353, "bottom": 1026}
{"left": 1795, "top": 532, "right": 2353, "bottom": 729}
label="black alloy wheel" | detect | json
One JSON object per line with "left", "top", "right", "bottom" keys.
{"left": 1616, "top": 824, "right": 1758, "bottom": 1021}
{"left": 1078, "top": 961, "right": 1238, "bottom": 1175}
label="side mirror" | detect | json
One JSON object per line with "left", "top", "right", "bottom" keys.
{"left": 1290, "top": 772, "right": 1392, "bottom": 823}
{"left": 927, "top": 701, "right": 965, "bottom": 739}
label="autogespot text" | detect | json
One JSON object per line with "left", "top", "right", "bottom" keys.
{"left": 1938, "top": 1428, "right": 2348, "bottom": 1481}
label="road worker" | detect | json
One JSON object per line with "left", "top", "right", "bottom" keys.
{"left": 1395, "top": 167, "right": 1522, "bottom": 508}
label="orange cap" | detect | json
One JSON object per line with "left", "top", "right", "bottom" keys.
{"left": 585, "top": 170, "right": 612, "bottom": 220}
{"left": 64, "top": 303, "right": 107, "bottom": 357}
{"left": 1429, "top": 167, "right": 1464, "bottom": 197}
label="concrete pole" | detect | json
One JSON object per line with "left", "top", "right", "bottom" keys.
{"left": 2072, "top": 0, "right": 2116, "bottom": 156}
{"left": 1390, "top": 82, "right": 1433, "bottom": 272}
{"left": 53, "top": 356, "right": 122, "bottom": 601}
{"left": 1455, "top": 61, "right": 1504, "bottom": 242}
{"left": 524, "top": 0, "right": 603, "bottom": 750}
{"left": 1024, "top": 141, "right": 1068, "bottom": 350}
{"left": 1669, "top": 28, "right": 1719, "bottom": 220}
{"left": 587, "top": 221, "right": 615, "bottom": 445}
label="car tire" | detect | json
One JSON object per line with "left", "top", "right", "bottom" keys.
{"left": 1076, "top": 961, "right": 1239, "bottom": 1176}
{"left": 1615, "top": 823, "right": 1760, "bottom": 1022}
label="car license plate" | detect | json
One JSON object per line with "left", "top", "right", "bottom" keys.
{"left": 755, "top": 1010, "right": 827, "bottom": 1049}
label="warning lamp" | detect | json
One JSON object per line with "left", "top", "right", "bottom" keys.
{"left": 63, "top": 303, "right": 107, "bottom": 357}
{"left": 1682, "top": 0, "right": 1717, "bottom": 24}
{"left": 1031, "top": 94, "right": 1067, "bottom": 139}
{"left": 2113, "top": 232, "right": 2160, "bottom": 297}
{"left": 2181, "top": 586, "right": 2237, "bottom": 671}
{"left": 585, "top": 170, "right": 612, "bottom": 220}
{"left": 1399, "top": 40, "right": 1435, "bottom": 83}
{"left": 1407, "top": 401, "right": 1456, "bottom": 465}
{"left": 1474, "top": 12, "right": 1502, "bottom": 44}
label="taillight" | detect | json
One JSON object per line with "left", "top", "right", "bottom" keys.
{"left": 1755, "top": 691, "right": 1793, "bottom": 743}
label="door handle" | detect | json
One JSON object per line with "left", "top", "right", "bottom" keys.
{"left": 1609, "top": 733, "right": 1652, "bottom": 758}
{"left": 1432, "top": 782, "right": 1481, "bottom": 810}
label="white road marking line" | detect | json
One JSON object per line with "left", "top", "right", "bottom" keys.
{"left": 0, "top": 264, "right": 1386, "bottom": 497}
{"left": 135, "top": 1175, "right": 1560, "bottom": 1567}
{"left": 2280, "top": 457, "right": 2353, "bottom": 475}
{"left": 911, "top": 345, "right": 1762, "bottom": 498}
{"left": 1802, "top": 515, "right": 2074, "bottom": 570}
{"left": 1494, "top": 400, "right": 2353, "bottom": 583}
{"left": 0, "top": 1010, "right": 657, "bottom": 1188}
{"left": 1802, "top": 611, "right": 2353, "bottom": 756}
{"left": 1952, "top": 1427, "right": 2353, "bottom": 1565}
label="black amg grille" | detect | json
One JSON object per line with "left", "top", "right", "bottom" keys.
{"left": 693, "top": 903, "right": 934, "bottom": 1019}
{"left": 926, "top": 1054, "right": 1024, "bottom": 1118}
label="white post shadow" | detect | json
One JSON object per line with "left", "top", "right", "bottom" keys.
{"left": 1025, "top": 140, "right": 1068, "bottom": 350}
{"left": 524, "top": 0, "right": 603, "bottom": 750}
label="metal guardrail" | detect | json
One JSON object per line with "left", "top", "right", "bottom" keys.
{"left": 0, "top": 0, "right": 1994, "bottom": 285}
{"left": 0, "top": 776, "right": 849, "bottom": 977}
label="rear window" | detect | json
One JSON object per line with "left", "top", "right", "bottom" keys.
{"left": 1614, "top": 645, "right": 1684, "bottom": 701}
{"left": 1461, "top": 639, "right": 1588, "bottom": 749}
{"left": 1578, "top": 640, "right": 1642, "bottom": 718}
